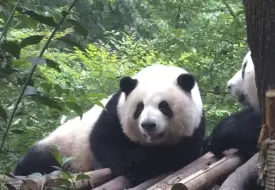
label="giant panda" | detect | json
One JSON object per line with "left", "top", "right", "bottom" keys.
{"left": 13, "top": 96, "right": 111, "bottom": 176}
{"left": 14, "top": 64, "right": 206, "bottom": 187}
{"left": 204, "top": 50, "right": 261, "bottom": 159}
{"left": 90, "top": 64, "right": 206, "bottom": 186}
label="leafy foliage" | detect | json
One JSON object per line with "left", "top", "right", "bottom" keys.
{"left": 0, "top": 0, "right": 248, "bottom": 176}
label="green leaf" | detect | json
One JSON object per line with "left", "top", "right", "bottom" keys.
{"left": 20, "top": 35, "right": 44, "bottom": 48}
{"left": 16, "top": 7, "right": 57, "bottom": 27}
{"left": 66, "top": 18, "right": 88, "bottom": 36}
{"left": 0, "top": 68, "right": 18, "bottom": 78}
{"left": 45, "top": 59, "right": 61, "bottom": 72}
{"left": 4, "top": 173, "right": 16, "bottom": 179}
{"left": 1, "top": 40, "right": 21, "bottom": 59}
{"left": 75, "top": 173, "right": 90, "bottom": 181}
{"left": 17, "top": 76, "right": 34, "bottom": 86}
{"left": 66, "top": 102, "right": 83, "bottom": 119}
{"left": 0, "top": 106, "right": 7, "bottom": 123}
{"left": 40, "top": 82, "right": 53, "bottom": 93}
{"left": 27, "top": 57, "right": 46, "bottom": 65}
{"left": 54, "top": 84, "right": 63, "bottom": 96}
{"left": 56, "top": 178, "right": 72, "bottom": 187}
{"left": 50, "top": 147, "right": 62, "bottom": 166}
{"left": 31, "top": 95, "right": 62, "bottom": 111}
{"left": 93, "top": 100, "right": 106, "bottom": 111}
{"left": 61, "top": 156, "right": 74, "bottom": 167}
{"left": 10, "top": 129, "right": 25, "bottom": 134}
{"left": 57, "top": 35, "right": 84, "bottom": 50}
{"left": 15, "top": 111, "right": 27, "bottom": 117}
{"left": 60, "top": 171, "right": 72, "bottom": 180}
{"left": 15, "top": 14, "right": 38, "bottom": 29}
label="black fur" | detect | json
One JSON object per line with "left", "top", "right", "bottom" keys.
{"left": 177, "top": 73, "right": 195, "bottom": 92}
{"left": 120, "top": 77, "right": 138, "bottom": 96}
{"left": 90, "top": 91, "right": 205, "bottom": 186}
{"left": 133, "top": 102, "right": 144, "bottom": 119}
{"left": 158, "top": 100, "right": 173, "bottom": 118}
{"left": 204, "top": 106, "right": 261, "bottom": 159}
{"left": 13, "top": 145, "right": 62, "bottom": 175}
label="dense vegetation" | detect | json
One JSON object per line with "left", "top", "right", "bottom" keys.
{"left": 0, "top": 0, "right": 247, "bottom": 173}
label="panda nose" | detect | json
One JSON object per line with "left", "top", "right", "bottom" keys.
{"left": 141, "top": 122, "right": 156, "bottom": 131}
{"left": 227, "top": 84, "right": 231, "bottom": 90}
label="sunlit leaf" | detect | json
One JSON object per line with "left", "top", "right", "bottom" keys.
{"left": 40, "top": 82, "right": 53, "bottom": 93}
{"left": 24, "top": 86, "right": 37, "bottom": 96}
{"left": 27, "top": 57, "right": 46, "bottom": 65}
{"left": 21, "top": 35, "right": 44, "bottom": 48}
{"left": 66, "top": 102, "right": 83, "bottom": 119}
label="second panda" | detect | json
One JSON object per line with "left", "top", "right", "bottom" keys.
{"left": 14, "top": 64, "right": 206, "bottom": 186}
{"left": 205, "top": 51, "right": 261, "bottom": 159}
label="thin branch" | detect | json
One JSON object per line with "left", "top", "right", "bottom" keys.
{"left": 0, "top": 0, "right": 21, "bottom": 43}
{"left": 0, "top": 0, "right": 79, "bottom": 154}
{"left": 221, "top": 0, "right": 242, "bottom": 27}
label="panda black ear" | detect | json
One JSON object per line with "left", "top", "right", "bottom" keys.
{"left": 177, "top": 73, "right": 195, "bottom": 92}
{"left": 120, "top": 76, "right": 138, "bottom": 96}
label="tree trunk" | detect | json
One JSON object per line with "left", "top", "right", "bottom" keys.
{"left": 243, "top": 0, "right": 275, "bottom": 125}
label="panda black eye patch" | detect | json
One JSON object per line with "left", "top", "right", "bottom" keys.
{"left": 158, "top": 101, "right": 173, "bottom": 118}
{"left": 133, "top": 102, "right": 144, "bottom": 119}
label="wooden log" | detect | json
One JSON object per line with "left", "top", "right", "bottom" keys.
{"left": 171, "top": 151, "right": 244, "bottom": 190}
{"left": 92, "top": 176, "right": 131, "bottom": 190}
{"left": 219, "top": 153, "right": 260, "bottom": 190}
{"left": 147, "top": 151, "right": 218, "bottom": 190}
{"left": 265, "top": 89, "right": 275, "bottom": 139}
{"left": 127, "top": 172, "right": 171, "bottom": 190}
{"left": 3, "top": 168, "right": 112, "bottom": 190}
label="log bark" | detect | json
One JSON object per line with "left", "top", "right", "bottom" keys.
{"left": 219, "top": 153, "right": 260, "bottom": 190}
{"left": 265, "top": 90, "right": 275, "bottom": 139}
{"left": 171, "top": 151, "right": 244, "bottom": 190}
{"left": 127, "top": 172, "right": 171, "bottom": 190}
{"left": 147, "top": 151, "right": 218, "bottom": 190}
{"left": 92, "top": 176, "right": 131, "bottom": 190}
{"left": 2, "top": 168, "right": 112, "bottom": 190}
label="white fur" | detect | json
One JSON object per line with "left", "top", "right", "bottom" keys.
{"left": 117, "top": 64, "right": 203, "bottom": 145}
{"left": 242, "top": 51, "right": 258, "bottom": 110}
{"left": 37, "top": 97, "right": 110, "bottom": 172}
{"left": 227, "top": 50, "right": 258, "bottom": 110}
{"left": 227, "top": 69, "right": 244, "bottom": 101}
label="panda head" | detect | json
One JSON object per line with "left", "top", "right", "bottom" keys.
{"left": 227, "top": 69, "right": 248, "bottom": 107}
{"left": 227, "top": 51, "right": 258, "bottom": 110}
{"left": 117, "top": 65, "right": 203, "bottom": 145}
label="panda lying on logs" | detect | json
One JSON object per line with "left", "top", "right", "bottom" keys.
{"left": 205, "top": 50, "right": 261, "bottom": 160}
{"left": 14, "top": 64, "right": 206, "bottom": 186}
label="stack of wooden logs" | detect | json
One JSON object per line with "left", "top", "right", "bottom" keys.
{"left": 1, "top": 149, "right": 260, "bottom": 190}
